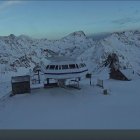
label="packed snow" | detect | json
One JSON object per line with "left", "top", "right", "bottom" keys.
{"left": 0, "top": 74, "right": 140, "bottom": 129}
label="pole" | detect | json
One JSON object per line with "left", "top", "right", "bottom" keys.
{"left": 90, "top": 77, "right": 91, "bottom": 86}
{"left": 37, "top": 70, "right": 40, "bottom": 84}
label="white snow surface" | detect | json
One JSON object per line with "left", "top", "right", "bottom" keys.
{"left": 0, "top": 76, "right": 140, "bottom": 129}
{"left": 1, "top": 30, "right": 140, "bottom": 129}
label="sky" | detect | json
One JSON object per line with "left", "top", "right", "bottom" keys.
{"left": 0, "top": 0, "right": 140, "bottom": 39}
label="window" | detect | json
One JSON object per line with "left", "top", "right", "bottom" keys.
{"left": 79, "top": 63, "right": 85, "bottom": 68}
{"left": 46, "top": 65, "right": 49, "bottom": 69}
{"left": 78, "top": 64, "right": 81, "bottom": 68}
{"left": 62, "top": 65, "right": 69, "bottom": 69}
{"left": 49, "top": 65, "right": 55, "bottom": 70}
{"left": 69, "top": 64, "right": 76, "bottom": 69}
{"left": 59, "top": 65, "right": 61, "bottom": 70}
{"left": 55, "top": 65, "right": 58, "bottom": 70}
{"left": 81, "top": 64, "right": 84, "bottom": 67}
{"left": 79, "top": 63, "right": 83, "bottom": 68}
{"left": 76, "top": 64, "right": 79, "bottom": 68}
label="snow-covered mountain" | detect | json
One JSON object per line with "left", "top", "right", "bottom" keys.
{"left": 1, "top": 30, "right": 140, "bottom": 78}
{"left": 78, "top": 30, "right": 140, "bottom": 73}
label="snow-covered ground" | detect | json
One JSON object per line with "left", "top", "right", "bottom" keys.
{"left": 0, "top": 82, "right": 11, "bottom": 99}
{"left": 1, "top": 30, "right": 140, "bottom": 129}
{"left": 0, "top": 77, "right": 140, "bottom": 129}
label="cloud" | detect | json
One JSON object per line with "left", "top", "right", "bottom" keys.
{"left": 112, "top": 17, "right": 140, "bottom": 26}
{"left": 112, "top": 9, "right": 140, "bottom": 26}
{"left": 134, "top": 10, "right": 140, "bottom": 15}
{"left": 0, "top": 0, "right": 22, "bottom": 12}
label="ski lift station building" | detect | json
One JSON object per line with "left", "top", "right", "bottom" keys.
{"left": 43, "top": 56, "right": 88, "bottom": 80}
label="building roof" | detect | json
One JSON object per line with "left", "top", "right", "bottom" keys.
{"left": 11, "top": 75, "right": 30, "bottom": 83}
{"left": 120, "top": 69, "right": 134, "bottom": 80}
{"left": 47, "top": 56, "right": 76, "bottom": 62}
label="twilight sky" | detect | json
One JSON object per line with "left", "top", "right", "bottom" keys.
{"left": 0, "top": 0, "right": 140, "bottom": 39}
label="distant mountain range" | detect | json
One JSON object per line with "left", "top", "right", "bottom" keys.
{"left": 0, "top": 30, "right": 140, "bottom": 76}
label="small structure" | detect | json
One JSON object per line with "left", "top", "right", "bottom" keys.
{"left": 44, "top": 79, "right": 58, "bottom": 88}
{"left": 103, "top": 89, "right": 108, "bottom": 95}
{"left": 11, "top": 75, "right": 30, "bottom": 95}
{"left": 86, "top": 73, "right": 92, "bottom": 85}
{"left": 109, "top": 68, "right": 129, "bottom": 81}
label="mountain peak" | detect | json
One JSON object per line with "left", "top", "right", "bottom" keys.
{"left": 9, "top": 34, "right": 16, "bottom": 39}
{"left": 61, "top": 31, "right": 86, "bottom": 40}
{"left": 69, "top": 31, "right": 86, "bottom": 37}
{"left": 18, "top": 34, "right": 32, "bottom": 40}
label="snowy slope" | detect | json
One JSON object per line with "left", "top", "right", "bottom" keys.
{"left": 78, "top": 30, "right": 140, "bottom": 73}
{"left": 1, "top": 30, "right": 140, "bottom": 81}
